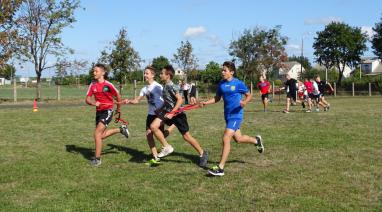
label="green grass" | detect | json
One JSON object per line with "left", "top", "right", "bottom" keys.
{"left": 0, "top": 97, "right": 381, "bottom": 211}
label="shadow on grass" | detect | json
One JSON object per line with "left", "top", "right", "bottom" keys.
{"left": 65, "top": 144, "right": 118, "bottom": 160}
{"left": 107, "top": 144, "right": 149, "bottom": 163}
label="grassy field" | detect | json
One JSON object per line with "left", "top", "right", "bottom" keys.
{"left": 0, "top": 97, "right": 381, "bottom": 211}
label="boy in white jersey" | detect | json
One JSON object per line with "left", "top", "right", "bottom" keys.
{"left": 123, "top": 66, "right": 174, "bottom": 165}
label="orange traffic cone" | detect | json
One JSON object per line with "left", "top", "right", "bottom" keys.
{"left": 33, "top": 99, "right": 38, "bottom": 112}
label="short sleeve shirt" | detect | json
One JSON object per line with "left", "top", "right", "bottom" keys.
{"left": 139, "top": 81, "right": 164, "bottom": 115}
{"left": 162, "top": 81, "right": 180, "bottom": 112}
{"left": 216, "top": 78, "right": 249, "bottom": 120}
{"left": 257, "top": 81, "right": 271, "bottom": 94}
{"left": 86, "top": 80, "right": 119, "bottom": 111}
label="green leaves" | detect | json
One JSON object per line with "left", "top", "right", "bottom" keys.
{"left": 313, "top": 22, "right": 368, "bottom": 85}
{"left": 372, "top": 16, "right": 382, "bottom": 59}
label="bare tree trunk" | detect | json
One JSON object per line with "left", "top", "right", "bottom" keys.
{"left": 36, "top": 72, "right": 41, "bottom": 100}
{"left": 336, "top": 64, "right": 344, "bottom": 87}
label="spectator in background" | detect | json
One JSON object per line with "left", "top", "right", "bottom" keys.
{"left": 182, "top": 80, "right": 190, "bottom": 104}
{"left": 189, "top": 81, "right": 197, "bottom": 104}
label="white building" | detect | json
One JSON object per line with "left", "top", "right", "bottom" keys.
{"left": 314, "top": 63, "right": 353, "bottom": 78}
{"left": 0, "top": 78, "right": 11, "bottom": 85}
{"left": 279, "top": 61, "right": 305, "bottom": 80}
{"left": 360, "top": 57, "right": 382, "bottom": 75}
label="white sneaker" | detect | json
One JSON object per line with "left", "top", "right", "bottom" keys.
{"left": 158, "top": 145, "right": 174, "bottom": 158}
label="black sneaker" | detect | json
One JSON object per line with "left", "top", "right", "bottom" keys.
{"left": 208, "top": 165, "right": 224, "bottom": 176}
{"left": 120, "top": 125, "right": 129, "bottom": 138}
{"left": 199, "top": 150, "right": 208, "bottom": 167}
{"left": 302, "top": 102, "right": 306, "bottom": 108}
{"left": 90, "top": 158, "right": 101, "bottom": 166}
{"left": 163, "top": 129, "right": 170, "bottom": 138}
{"left": 255, "top": 135, "right": 264, "bottom": 153}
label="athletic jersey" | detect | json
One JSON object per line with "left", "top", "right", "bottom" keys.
{"left": 257, "top": 81, "right": 270, "bottom": 95}
{"left": 87, "top": 80, "right": 119, "bottom": 111}
{"left": 216, "top": 78, "right": 249, "bottom": 119}
{"left": 304, "top": 81, "right": 313, "bottom": 94}
{"left": 312, "top": 81, "right": 320, "bottom": 95}
{"left": 285, "top": 78, "right": 297, "bottom": 93}
{"left": 139, "top": 81, "right": 164, "bottom": 115}
{"left": 162, "top": 81, "right": 180, "bottom": 113}
{"left": 316, "top": 80, "right": 327, "bottom": 94}
{"left": 297, "top": 84, "right": 306, "bottom": 97}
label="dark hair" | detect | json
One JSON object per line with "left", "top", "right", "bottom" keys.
{"left": 223, "top": 61, "right": 236, "bottom": 72}
{"left": 163, "top": 65, "right": 175, "bottom": 79}
{"left": 94, "top": 63, "right": 108, "bottom": 79}
{"left": 145, "top": 66, "right": 155, "bottom": 75}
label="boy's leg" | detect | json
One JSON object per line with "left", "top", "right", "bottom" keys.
{"left": 101, "top": 128, "right": 120, "bottom": 139}
{"left": 146, "top": 130, "right": 159, "bottom": 159}
{"left": 218, "top": 129, "right": 235, "bottom": 169}
{"left": 94, "top": 123, "right": 106, "bottom": 158}
{"left": 232, "top": 129, "right": 257, "bottom": 144}
{"left": 182, "top": 132, "right": 203, "bottom": 156}
{"left": 150, "top": 118, "right": 171, "bottom": 147}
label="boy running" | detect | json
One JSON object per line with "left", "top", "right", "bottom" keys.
{"left": 200, "top": 61, "right": 264, "bottom": 176}
{"left": 257, "top": 76, "right": 271, "bottom": 112}
{"left": 123, "top": 66, "right": 175, "bottom": 165}
{"left": 85, "top": 63, "right": 129, "bottom": 166}
{"left": 150, "top": 65, "right": 208, "bottom": 167}
{"left": 304, "top": 78, "right": 314, "bottom": 112}
{"left": 315, "top": 76, "right": 333, "bottom": 111}
{"left": 283, "top": 74, "right": 297, "bottom": 113}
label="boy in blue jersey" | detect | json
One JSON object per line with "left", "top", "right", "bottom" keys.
{"left": 200, "top": 61, "right": 264, "bottom": 176}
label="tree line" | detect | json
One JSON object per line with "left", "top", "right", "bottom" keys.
{"left": 1, "top": 0, "right": 382, "bottom": 98}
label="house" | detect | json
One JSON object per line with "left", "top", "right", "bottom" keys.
{"left": 0, "top": 78, "right": 11, "bottom": 85}
{"left": 278, "top": 61, "right": 305, "bottom": 80}
{"left": 360, "top": 57, "right": 382, "bottom": 75}
{"left": 314, "top": 63, "right": 353, "bottom": 78}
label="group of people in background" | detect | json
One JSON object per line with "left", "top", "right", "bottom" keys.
{"left": 179, "top": 80, "right": 197, "bottom": 105}
{"left": 256, "top": 73, "right": 333, "bottom": 113}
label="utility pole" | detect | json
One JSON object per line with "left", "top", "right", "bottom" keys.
{"left": 300, "top": 37, "right": 304, "bottom": 79}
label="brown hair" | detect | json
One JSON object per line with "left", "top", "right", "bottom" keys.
{"left": 223, "top": 61, "right": 236, "bottom": 72}
{"left": 163, "top": 65, "right": 175, "bottom": 79}
{"left": 94, "top": 63, "right": 108, "bottom": 79}
{"left": 145, "top": 66, "right": 155, "bottom": 75}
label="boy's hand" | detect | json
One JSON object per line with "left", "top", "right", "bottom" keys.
{"left": 95, "top": 101, "right": 100, "bottom": 107}
{"left": 190, "top": 97, "right": 197, "bottom": 105}
{"left": 122, "top": 99, "right": 130, "bottom": 104}
{"left": 165, "top": 113, "right": 174, "bottom": 120}
{"left": 240, "top": 100, "right": 247, "bottom": 108}
{"left": 199, "top": 102, "right": 206, "bottom": 108}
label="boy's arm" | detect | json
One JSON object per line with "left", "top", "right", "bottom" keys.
{"left": 115, "top": 93, "right": 122, "bottom": 113}
{"left": 125, "top": 96, "right": 144, "bottom": 104}
{"left": 200, "top": 96, "right": 221, "bottom": 107}
{"left": 240, "top": 92, "right": 252, "bottom": 108}
{"left": 165, "top": 93, "right": 183, "bottom": 119}
{"left": 85, "top": 96, "right": 99, "bottom": 107}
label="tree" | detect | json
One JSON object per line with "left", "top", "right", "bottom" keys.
{"left": 288, "top": 55, "right": 312, "bottom": 70}
{"left": 152, "top": 55, "right": 169, "bottom": 77}
{"left": 200, "top": 61, "right": 221, "bottom": 83}
{"left": 0, "top": 0, "right": 22, "bottom": 68}
{"left": 108, "top": 28, "right": 141, "bottom": 83}
{"left": 229, "top": 26, "right": 288, "bottom": 82}
{"left": 15, "top": 0, "right": 81, "bottom": 99}
{"left": 372, "top": 15, "right": 382, "bottom": 59}
{"left": 0, "top": 63, "right": 16, "bottom": 80}
{"left": 172, "top": 40, "right": 198, "bottom": 82}
{"left": 313, "top": 22, "right": 367, "bottom": 86}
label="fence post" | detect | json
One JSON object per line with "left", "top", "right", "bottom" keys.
{"left": 352, "top": 82, "right": 355, "bottom": 97}
{"left": 250, "top": 81, "right": 253, "bottom": 96}
{"left": 134, "top": 80, "right": 137, "bottom": 98}
{"left": 57, "top": 84, "right": 61, "bottom": 101}
{"left": 13, "top": 78, "right": 17, "bottom": 102}
{"left": 272, "top": 81, "right": 275, "bottom": 100}
{"left": 334, "top": 82, "right": 336, "bottom": 97}
{"left": 369, "top": 82, "right": 371, "bottom": 96}
{"left": 196, "top": 81, "right": 199, "bottom": 100}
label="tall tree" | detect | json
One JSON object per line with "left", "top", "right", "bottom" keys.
{"left": 108, "top": 28, "right": 141, "bottom": 83}
{"left": 313, "top": 22, "right": 367, "bottom": 86}
{"left": 0, "top": 63, "right": 16, "bottom": 79}
{"left": 152, "top": 55, "right": 169, "bottom": 77}
{"left": 288, "top": 55, "right": 312, "bottom": 70}
{"left": 172, "top": 40, "right": 198, "bottom": 82}
{"left": 16, "top": 0, "right": 81, "bottom": 99}
{"left": 0, "top": 0, "right": 22, "bottom": 68}
{"left": 200, "top": 61, "right": 221, "bottom": 83}
{"left": 372, "top": 15, "right": 382, "bottom": 59}
{"left": 229, "top": 26, "right": 288, "bottom": 81}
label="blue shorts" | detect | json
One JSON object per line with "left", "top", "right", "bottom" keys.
{"left": 225, "top": 118, "right": 242, "bottom": 131}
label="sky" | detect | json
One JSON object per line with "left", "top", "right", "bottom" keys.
{"left": 16, "top": 0, "right": 382, "bottom": 77}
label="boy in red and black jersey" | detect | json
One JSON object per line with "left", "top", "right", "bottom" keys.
{"left": 85, "top": 63, "right": 129, "bottom": 166}
{"left": 257, "top": 76, "right": 271, "bottom": 112}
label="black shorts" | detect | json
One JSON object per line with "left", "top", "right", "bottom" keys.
{"left": 287, "top": 92, "right": 296, "bottom": 102}
{"left": 162, "top": 113, "right": 189, "bottom": 135}
{"left": 261, "top": 93, "right": 269, "bottom": 101}
{"left": 96, "top": 109, "right": 113, "bottom": 127}
{"left": 308, "top": 93, "right": 315, "bottom": 99}
{"left": 146, "top": 114, "right": 164, "bottom": 132}
{"left": 313, "top": 94, "right": 320, "bottom": 102}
